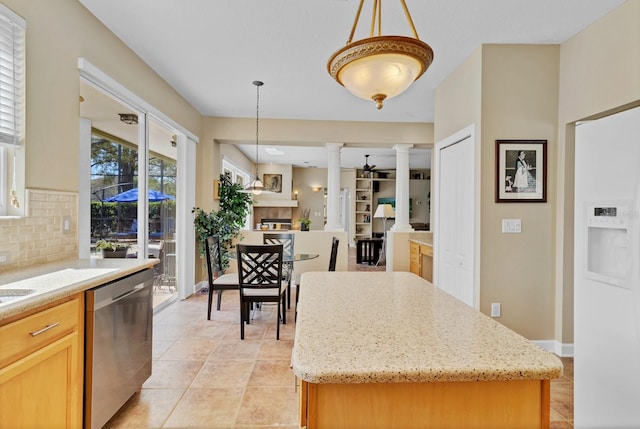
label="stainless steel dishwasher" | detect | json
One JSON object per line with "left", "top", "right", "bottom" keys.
{"left": 85, "top": 269, "right": 153, "bottom": 429}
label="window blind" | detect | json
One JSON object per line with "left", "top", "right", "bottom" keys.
{"left": 0, "top": 4, "right": 24, "bottom": 146}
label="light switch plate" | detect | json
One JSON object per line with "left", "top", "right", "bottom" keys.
{"left": 501, "top": 219, "right": 521, "bottom": 233}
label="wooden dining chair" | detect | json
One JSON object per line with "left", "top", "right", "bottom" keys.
{"left": 328, "top": 236, "right": 340, "bottom": 272}
{"left": 204, "top": 236, "right": 239, "bottom": 320}
{"left": 236, "top": 243, "right": 287, "bottom": 340}
{"left": 262, "top": 233, "right": 294, "bottom": 309}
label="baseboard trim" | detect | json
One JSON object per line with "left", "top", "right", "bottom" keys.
{"left": 531, "top": 340, "right": 574, "bottom": 357}
{"left": 195, "top": 280, "right": 208, "bottom": 293}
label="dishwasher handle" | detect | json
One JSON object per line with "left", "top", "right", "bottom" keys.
{"left": 111, "top": 284, "right": 145, "bottom": 302}
{"left": 87, "top": 269, "right": 154, "bottom": 311}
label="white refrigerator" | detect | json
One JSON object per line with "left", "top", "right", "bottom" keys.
{"left": 575, "top": 106, "right": 640, "bottom": 427}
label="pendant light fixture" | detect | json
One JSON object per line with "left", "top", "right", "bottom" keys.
{"left": 243, "top": 80, "right": 270, "bottom": 195}
{"left": 327, "top": 0, "right": 433, "bottom": 109}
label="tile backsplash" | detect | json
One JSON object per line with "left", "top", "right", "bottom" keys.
{"left": 0, "top": 189, "right": 78, "bottom": 272}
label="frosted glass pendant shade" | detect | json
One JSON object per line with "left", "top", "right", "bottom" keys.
{"left": 328, "top": 36, "right": 433, "bottom": 109}
{"left": 338, "top": 53, "right": 423, "bottom": 108}
{"left": 245, "top": 178, "right": 264, "bottom": 195}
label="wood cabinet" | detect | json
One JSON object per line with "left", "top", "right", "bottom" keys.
{"left": 409, "top": 240, "right": 433, "bottom": 282}
{"left": 355, "top": 177, "right": 373, "bottom": 240}
{"left": 0, "top": 294, "right": 84, "bottom": 428}
{"left": 300, "top": 378, "right": 550, "bottom": 429}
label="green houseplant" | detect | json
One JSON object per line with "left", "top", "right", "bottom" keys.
{"left": 192, "top": 173, "right": 253, "bottom": 269}
{"left": 95, "top": 239, "right": 129, "bottom": 258}
{"left": 298, "top": 208, "right": 311, "bottom": 231}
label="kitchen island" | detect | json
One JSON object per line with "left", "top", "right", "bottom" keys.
{"left": 292, "top": 272, "right": 562, "bottom": 429}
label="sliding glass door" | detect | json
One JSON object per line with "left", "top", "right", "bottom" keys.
{"left": 81, "top": 79, "right": 179, "bottom": 308}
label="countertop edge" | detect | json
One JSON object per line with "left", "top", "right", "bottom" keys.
{"left": 0, "top": 258, "right": 159, "bottom": 322}
{"left": 291, "top": 362, "right": 563, "bottom": 384}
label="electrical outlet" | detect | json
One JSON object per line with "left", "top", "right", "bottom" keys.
{"left": 0, "top": 251, "right": 10, "bottom": 264}
{"left": 62, "top": 216, "right": 71, "bottom": 234}
{"left": 491, "top": 303, "right": 501, "bottom": 318}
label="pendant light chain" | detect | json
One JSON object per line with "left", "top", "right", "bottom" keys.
{"left": 255, "top": 81, "right": 260, "bottom": 180}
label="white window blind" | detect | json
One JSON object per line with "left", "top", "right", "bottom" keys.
{"left": 0, "top": 4, "right": 24, "bottom": 146}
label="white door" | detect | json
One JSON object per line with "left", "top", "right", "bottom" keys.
{"left": 434, "top": 125, "right": 477, "bottom": 308}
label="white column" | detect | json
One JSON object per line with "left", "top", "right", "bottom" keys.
{"left": 324, "top": 143, "right": 344, "bottom": 231}
{"left": 391, "top": 144, "right": 414, "bottom": 232}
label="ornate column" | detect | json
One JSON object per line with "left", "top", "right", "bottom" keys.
{"left": 391, "top": 144, "right": 414, "bottom": 232}
{"left": 324, "top": 143, "right": 344, "bottom": 231}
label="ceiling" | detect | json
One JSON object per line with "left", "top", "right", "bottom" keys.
{"left": 77, "top": 0, "right": 625, "bottom": 168}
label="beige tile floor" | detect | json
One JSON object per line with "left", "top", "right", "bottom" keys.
{"left": 104, "top": 248, "right": 574, "bottom": 428}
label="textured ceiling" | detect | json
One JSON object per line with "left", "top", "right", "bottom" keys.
{"left": 78, "top": 0, "right": 625, "bottom": 168}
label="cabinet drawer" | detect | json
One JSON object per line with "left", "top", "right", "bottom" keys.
{"left": 420, "top": 245, "right": 433, "bottom": 257}
{"left": 0, "top": 298, "right": 79, "bottom": 366}
{"left": 410, "top": 261, "right": 421, "bottom": 275}
{"left": 410, "top": 252, "right": 420, "bottom": 264}
{"left": 410, "top": 242, "right": 420, "bottom": 254}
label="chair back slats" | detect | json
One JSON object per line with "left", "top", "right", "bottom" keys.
{"left": 236, "top": 243, "right": 286, "bottom": 340}
{"left": 263, "top": 233, "right": 294, "bottom": 261}
{"left": 205, "top": 236, "right": 223, "bottom": 282}
{"left": 236, "top": 244, "right": 283, "bottom": 290}
{"left": 329, "top": 236, "right": 339, "bottom": 271}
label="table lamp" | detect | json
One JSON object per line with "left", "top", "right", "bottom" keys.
{"left": 373, "top": 204, "right": 395, "bottom": 265}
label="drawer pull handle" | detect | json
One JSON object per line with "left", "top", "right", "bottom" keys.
{"left": 30, "top": 322, "right": 60, "bottom": 337}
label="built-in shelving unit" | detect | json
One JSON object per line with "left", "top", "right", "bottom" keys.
{"left": 355, "top": 176, "right": 372, "bottom": 240}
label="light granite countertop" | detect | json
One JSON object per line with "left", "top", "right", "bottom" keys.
{"left": 0, "top": 258, "right": 158, "bottom": 321}
{"left": 292, "top": 271, "right": 563, "bottom": 384}
{"left": 409, "top": 237, "right": 433, "bottom": 247}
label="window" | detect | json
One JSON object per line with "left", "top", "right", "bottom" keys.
{"left": 0, "top": 3, "right": 25, "bottom": 216}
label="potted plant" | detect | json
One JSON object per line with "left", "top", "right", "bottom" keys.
{"left": 193, "top": 173, "right": 253, "bottom": 269}
{"left": 298, "top": 208, "right": 311, "bottom": 231}
{"left": 95, "top": 239, "right": 129, "bottom": 258}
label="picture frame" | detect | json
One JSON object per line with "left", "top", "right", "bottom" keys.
{"left": 213, "top": 179, "right": 220, "bottom": 200}
{"left": 263, "top": 173, "right": 282, "bottom": 193}
{"left": 235, "top": 175, "right": 244, "bottom": 187}
{"left": 496, "top": 140, "right": 547, "bottom": 203}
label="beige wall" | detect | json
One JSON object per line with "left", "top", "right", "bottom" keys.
{"left": 1, "top": 0, "right": 201, "bottom": 192}
{"left": 207, "top": 117, "right": 433, "bottom": 146}
{"left": 434, "top": 0, "right": 640, "bottom": 345}
{"left": 0, "top": 0, "right": 202, "bottom": 269}
{"left": 434, "top": 47, "right": 483, "bottom": 141}
{"left": 480, "top": 44, "right": 560, "bottom": 340}
{"left": 435, "top": 45, "right": 560, "bottom": 340}
{"left": 554, "top": 0, "right": 640, "bottom": 344}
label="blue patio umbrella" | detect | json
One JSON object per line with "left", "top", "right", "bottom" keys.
{"left": 105, "top": 188, "right": 175, "bottom": 203}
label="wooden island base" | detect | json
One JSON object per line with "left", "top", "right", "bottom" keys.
{"left": 300, "top": 378, "right": 550, "bottom": 429}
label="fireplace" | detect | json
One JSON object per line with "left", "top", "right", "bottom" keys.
{"left": 253, "top": 207, "right": 293, "bottom": 230}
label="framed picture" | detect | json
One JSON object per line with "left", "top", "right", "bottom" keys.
{"left": 213, "top": 179, "right": 220, "bottom": 200}
{"left": 496, "top": 140, "right": 547, "bottom": 203}
{"left": 263, "top": 173, "right": 282, "bottom": 193}
{"left": 235, "top": 175, "right": 244, "bottom": 187}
